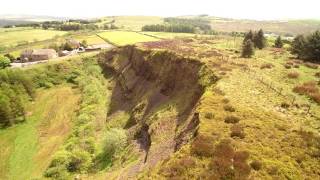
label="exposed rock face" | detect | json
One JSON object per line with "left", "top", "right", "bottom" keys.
{"left": 98, "top": 45, "right": 217, "bottom": 177}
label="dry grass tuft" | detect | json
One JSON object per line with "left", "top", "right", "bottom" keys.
{"left": 293, "top": 81, "right": 320, "bottom": 104}
{"left": 225, "top": 115, "right": 240, "bottom": 124}
{"left": 260, "top": 63, "right": 274, "bottom": 69}
{"left": 224, "top": 105, "right": 235, "bottom": 112}
{"left": 304, "top": 62, "right": 318, "bottom": 69}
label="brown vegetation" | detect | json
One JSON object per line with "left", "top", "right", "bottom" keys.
{"left": 304, "top": 62, "right": 318, "bottom": 69}
{"left": 230, "top": 124, "right": 245, "bottom": 139}
{"left": 287, "top": 72, "right": 300, "bottom": 79}
{"left": 191, "top": 134, "right": 214, "bottom": 157}
{"left": 260, "top": 63, "right": 274, "bottom": 69}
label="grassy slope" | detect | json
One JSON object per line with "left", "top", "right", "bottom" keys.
{"left": 136, "top": 36, "right": 320, "bottom": 179}
{"left": 0, "top": 86, "right": 80, "bottom": 180}
{"left": 0, "top": 29, "right": 67, "bottom": 47}
{"left": 98, "top": 31, "right": 159, "bottom": 46}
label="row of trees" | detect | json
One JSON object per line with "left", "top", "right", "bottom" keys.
{"left": 142, "top": 24, "right": 196, "bottom": 33}
{"left": 164, "top": 17, "right": 212, "bottom": 31}
{"left": 242, "top": 29, "right": 266, "bottom": 57}
{"left": 291, "top": 30, "right": 320, "bottom": 62}
{"left": 0, "top": 69, "right": 35, "bottom": 127}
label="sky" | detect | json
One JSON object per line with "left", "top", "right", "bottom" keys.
{"left": 1, "top": 0, "right": 320, "bottom": 20}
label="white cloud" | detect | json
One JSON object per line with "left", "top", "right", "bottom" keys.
{"left": 1, "top": 0, "right": 320, "bottom": 20}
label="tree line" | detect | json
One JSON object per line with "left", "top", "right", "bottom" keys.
{"left": 291, "top": 30, "right": 320, "bottom": 62}
{"left": 142, "top": 24, "right": 196, "bottom": 33}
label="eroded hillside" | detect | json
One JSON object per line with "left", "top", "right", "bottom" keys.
{"left": 97, "top": 45, "right": 217, "bottom": 178}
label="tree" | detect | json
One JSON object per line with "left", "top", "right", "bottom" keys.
{"left": 291, "top": 34, "right": 306, "bottom": 59}
{"left": 0, "top": 55, "right": 10, "bottom": 69}
{"left": 244, "top": 30, "right": 254, "bottom": 42}
{"left": 242, "top": 39, "right": 254, "bottom": 58}
{"left": 305, "top": 30, "right": 320, "bottom": 62}
{"left": 253, "top": 29, "right": 266, "bottom": 49}
{"left": 274, "top": 36, "right": 283, "bottom": 48}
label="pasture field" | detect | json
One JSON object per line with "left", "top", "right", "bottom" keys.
{"left": 98, "top": 31, "right": 159, "bottom": 46}
{"left": 0, "top": 29, "right": 67, "bottom": 47}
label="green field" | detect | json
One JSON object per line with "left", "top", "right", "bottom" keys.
{"left": 0, "top": 86, "right": 79, "bottom": 180}
{"left": 0, "top": 29, "right": 67, "bottom": 47}
{"left": 73, "top": 34, "right": 106, "bottom": 45}
{"left": 98, "top": 31, "right": 159, "bottom": 46}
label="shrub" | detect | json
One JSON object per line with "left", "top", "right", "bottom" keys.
{"left": 191, "top": 134, "right": 214, "bottom": 157}
{"left": 260, "top": 63, "right": 274, "bottom": 69}
{"left": 310, "top": 93, "right": 320, "bottom": 103}
{"left": 250, "top": 160, "right": 262, "bottom": 171}
{"left": 230, "top": 124, "right": 245, "bottom": 139}
{"left": 287, "top": 72, "right": 299, "bottom": 79}
{"left": 314, "top": 72, "right": 320, "bottom": 78}
{"left": 0, "top": 55, "right": 10, "bottom": 69}
{"left": 103, "top": 128, "right": 127, "bottom": 159}
{"left": 67, "top": 150, "right": 93, "bottom": 173}
{"left": 225, "top": 115, "right": 240, "bottom": 124}
{"left": 224, "top": 105, "right": 235, "bottom": 112}
{"left": 233, "top": 151, "right": 251, "bottom": 179}
{"left": 294, "top": 64, "right": 300, "bottom": 68}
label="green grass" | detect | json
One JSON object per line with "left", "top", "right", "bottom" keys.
{"left": 0, "top": 86, "right": 79, "bottom": 179}
{"left": 0, "top": 29, "right": 67, "bottom": 47}
{"left": 98, "top": 31, "right": 159, "bottom": 46}
{"left": 73, "top": 34, "right": 106, "bottom": 45}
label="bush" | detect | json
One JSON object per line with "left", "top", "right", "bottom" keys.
{"left": 225, "top": 115, "right": 240, "bottom": 124}
{"left": 287, "top": 72, "right": 299, "bottom": 79}
{"left": 103, "top": 128, "right": 127, "bottom": 159}
{"left": 0, "top": 55, "right": 10, "bottom": 69}
{"left": 230, "top": 124, "right": 245, "bottom": 139}
{"left": 250, "top": 160, "right": 262, "bottom": 171}
{"left": 191, "top": 134, "right": 214, "bottom": 157}
{"left": 224, "top": 105, "right": 235, "bottom": 112}
{"left": 294, "top": 64, "right": 300, "bottom": 68}
{"left": 67, "top": 150, "right": 93, "bottom": 173}
{"left": 280, "top": 102, "right": 290, "bottom": 108}
{"left": 315, "top": 72, "right": 320, "bottom": 78}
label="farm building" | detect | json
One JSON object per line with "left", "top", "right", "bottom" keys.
{"left": 20, "top": 49, "right": 58, "bottom": 62}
